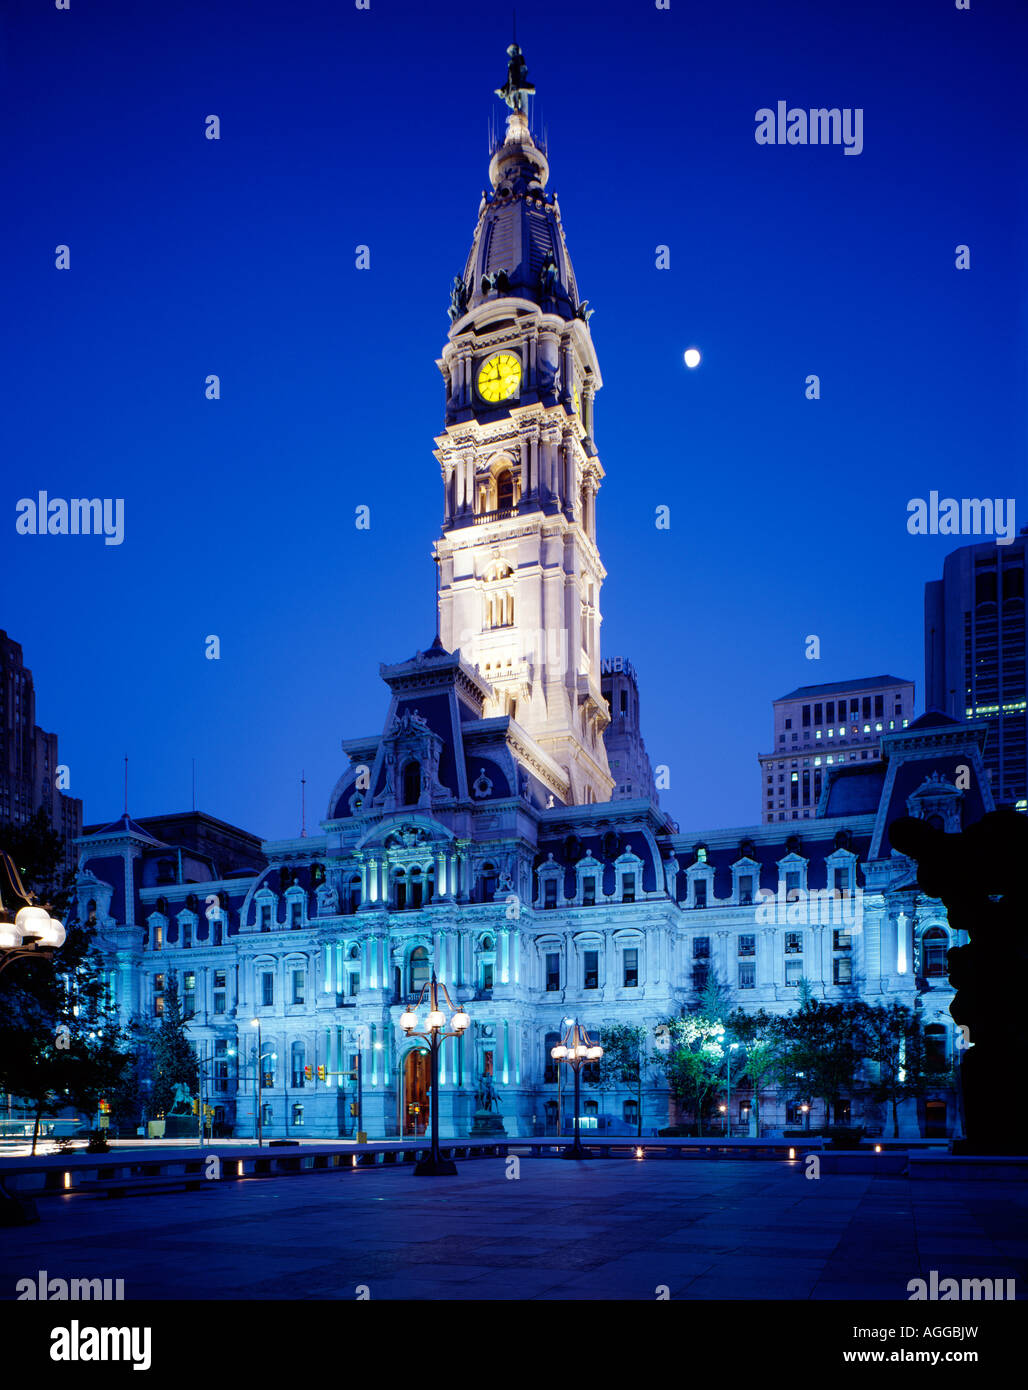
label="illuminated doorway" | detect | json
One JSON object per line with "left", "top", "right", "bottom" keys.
{"left": 403, "top": 1048, "right": 430, "bottom": 1136}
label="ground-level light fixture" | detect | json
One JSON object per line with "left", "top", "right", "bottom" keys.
{"left": 683, "top": 347, "right": 702, "bottom": 369}
{"left": 550, "top": 1020, "right": 603, "bottom": 1160}
{"left": 400, "top": 971, "right": 470, "bottom": 1176}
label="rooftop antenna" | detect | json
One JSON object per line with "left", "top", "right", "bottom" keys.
{"left": 191, "top": 757, "right": 196, "bottom": 812}
{"left": 123, "top": 755, "right": 129, "bottom": 816}
{"left": 300, "top": 770, "right": 307, "bottom": 838}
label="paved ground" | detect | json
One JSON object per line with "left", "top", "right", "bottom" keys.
{"left": 3, "top": 1158, "right": 1026, "bottom": 1300}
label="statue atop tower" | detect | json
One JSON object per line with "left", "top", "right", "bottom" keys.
{"left": 495, "top": 42, "right": 535, "bottom": 113}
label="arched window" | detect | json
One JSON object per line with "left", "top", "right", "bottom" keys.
{"left": 922, "top": 928, "right": 949, "bottom": 978}
{"left": 497, "top": 469, "right": 515, "bottom": 510}
{"left": 86, "top": 898, "right": 97, "bottom": 925}
{"left": 410, "top": 866, "right": 424, "bottom": 910}
{"left": 484, "top": 563, "right": 515, "bottom": 629}
{"left": 393, "top": 869, "right": 407, "bottom": 911}
{"left": 291, "top": 1040, "right": 306, "bottom": 1088}
{"left": 409, "top": 946, "right": 430, "bottom": 994}
{"left": 402, "top": 761, "right": 421, "bottom": 805}
{"left": 347, "top": 874, "right": 361, "bottom": 913}
{"left": 481, "top": 864, "right": 498, "bottom": 900}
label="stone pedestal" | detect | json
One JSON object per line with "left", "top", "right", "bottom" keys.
{"left": 468, "top": 1109, "right": 506, "bottom": 1136}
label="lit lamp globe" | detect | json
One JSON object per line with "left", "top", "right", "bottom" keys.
{"left": 0, "top": 917, "right": 22, "bottom": 949}
{"left": 575, "top": 1044, "right": 589, "bottom": 1058}
{"left": 399, "top": 1009, "right": 418, "bottom": 1031}
{"left": 550, "top": 1045, "right": 567, "bottom": 1059}
{"left": 683, "top": 347, "right": 701, "bottom": 369}
{"left": 587, "top": 1046, "right": 603, "bottom": 1060}
{"left": 15, "top": 905, "right": 50, "bottom": 940}
{"left": 37, "top": 917, "right": 66, "bottom": 948}
{"left": 426, "top": 1010, "right": 445, "bottom": 1029}
{"left": 451, "top": 1011, "right": 469, "bottom": 1032}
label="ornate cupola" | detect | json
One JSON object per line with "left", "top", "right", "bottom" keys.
{"left": 431, "top": 43, "right": 613, "bottom": 808}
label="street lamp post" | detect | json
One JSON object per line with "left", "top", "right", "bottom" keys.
{"left": 550, "top": 1019, "right": 604, "bottom": 1159}
{"left": 399, "top": 972, "right": 469, "bottom": 1176}
{"left": 249, "top": 1019, "right": 276, "bottom": 1148}
{"left": 725, "top": 1041, "right": 740, "bottom": 1138}
{"left": 0, "top": 849, "right": 66, "bottom": 977}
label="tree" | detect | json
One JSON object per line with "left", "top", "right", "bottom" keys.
{"left": 0, "top": 814, "right": 134, "bottom": 1153}
{"left": 863, "top": 1001, "right": 951, "bottom": 1137}
{"left": 777, "top": 998, "right": 870, "bottom": 1129}
{"left": 656, "top": 1013, "right": 726, "bottom": 1135}
{"left": 725, "top": 1008, "right": 784, "bottom": 1136}
{"left": 596, "top": 1023, "right": 649, "bottom": 1136}
{"left": 136, "top": 977, "right": 197, "bottom": 1119}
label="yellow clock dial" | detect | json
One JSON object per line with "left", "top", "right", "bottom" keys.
{"left": 573, "top": 384, "right": 581, "bottom": 416}
{"left": 478, "top": 352, "right": 522, "bottom": 404}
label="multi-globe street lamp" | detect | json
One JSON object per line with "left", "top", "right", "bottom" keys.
{"left": 550, "top": 1019, "right": 603, "bottom": 1159}
{"left": 249, "top": 1018, "right": 277, "bottom": 1148}
{"left": 0, "top": 849, "right": 66, "bottom": 977}
{"left": 399, "top": 971, "right": 469, "bottom": 1176}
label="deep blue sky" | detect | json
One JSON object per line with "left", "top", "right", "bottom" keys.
{"left": 3, "top": 0, "right": 1025, "bottom": 840}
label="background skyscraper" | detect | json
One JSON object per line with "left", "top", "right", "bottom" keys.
{"left": 925, "top": 531, "right": 1028, "bottom": 811}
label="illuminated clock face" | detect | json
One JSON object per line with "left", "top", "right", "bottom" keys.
{"left": 573, "top": 384, "right": 581, "bottom": 416}
{"left": 478, "top": 353, "right": 522, "bottom": 403}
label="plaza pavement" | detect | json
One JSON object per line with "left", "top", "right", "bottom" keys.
{"left": 1, "top": 1158, "right": 1025, "bottom": 1301}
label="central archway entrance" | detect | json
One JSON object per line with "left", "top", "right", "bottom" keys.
{"left": 403, "top": 1048, "right": 431, "bottom": 1136}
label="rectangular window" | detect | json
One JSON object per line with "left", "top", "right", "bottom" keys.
{"left": 833, "top": 867, "right": 849, "bottom": 894}
{"left": 545, "top": 952, "right": 560, "bottom": 991}
{"left": 814, "top": 703, "right": 822, "bottom": 725}
{"left": 213, "top": 970, "right": 226, "bottom": 1014}
{"left": 693, "top": 879, "right": 707, "bottom": 908}
{"left": 833, "top": 929, "right": 852, "bottom": 951}
{"left": 622, "top": 872, "right": 636, "bottom": 903}
{"left": 785, "top": 932, "right": 803, "bottom": 954}
{"left": 825, "top": 701, "right": 834, "bottom": 723}
{"left": 738, "top": 961, "right": 755, "bottom": 989}
{"left": 214, "top": 1038, "right": 228, "bottom": 1093}
{"left": 623, "top": 948, "right": 638, "bottom": 988}
{"left": 260, "top": 905, "right": 272, "bottom": 931}
{"left": 786, "top": 871, "right": 801, "bottom": 895}
{"left": 292, "top": 968, "right": 305, "bottom": 1005}
{"left": 784, "top": 717, "right": 792, "bottom": 729}
{"left": 738, "top": 874, "right": 753, "bottom": 905}
{"left": 583, "top": 950, "right": 599, "bottom": 989}
{"left": 482, "top": 962, "right": 493, "bottom": 991}
{"left": 785, "top": 958, "right": 804, "bottom": 985}
{"left": 181, "top": 921, "right": 192, "bottom": 950}
{"left": 290, "top": 900, "right": 302, "bottom": 928}
{"left": 693, "top": 936, "right": 710, "bottom": 959}
{"left": 348, "top": 970, "right": 359, "bottom": 997}
{"left": 261, "top": 972, "right": 274, "bottom": 1007}
{"left": 874, "top": 694, "right": 883, "bottom": 717}
{"left": 833, "top": 957, "right": 852, "bottom": 984}
{"left": 155, "top": 924, "right": 163, "bottom": 951}
{"left": 582, "top": 877, "right": 596, "bottom": 906}
{"left": 738, "top": 934, "right": 755, "bottom": 956}
{"left": 182, "top": 971, "right": 196, "bottom": 1019}
{"left": 544, "top": 878, "right": 557, "bottom": 909}
{"left": 802, "top": 704, "right": 811, "bottom": 727}
{"left": 862, "top": 696, "right": 871, "bottom": 718}
{"left": 154, "top": 973, "right": 165, "bottom": 1017}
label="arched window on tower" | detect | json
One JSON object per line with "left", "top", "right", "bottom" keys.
{"left": 484, "top": 563, "right": 515, "bottom": 630}
{"left": 402, "top": 760, "right": 421, "bottom": 806}
{"left": 497, "top": 469, "right": 515, "bottom": 511}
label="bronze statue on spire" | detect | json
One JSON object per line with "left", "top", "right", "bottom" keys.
{"left": 495, "top": 43, "right": 534, "bottom": 113}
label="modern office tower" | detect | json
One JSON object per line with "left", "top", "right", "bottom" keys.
{"left": 758, "top": 675, "right": 915, "bottom": 823}
{"left": 601, "top": 657, "right": 657, "bottom": 802}
{"left": 0, "top": 629, "right": 83, "bottom": 867}
{"left": 925, "top": 532, "right": 1028, "bottom": 811}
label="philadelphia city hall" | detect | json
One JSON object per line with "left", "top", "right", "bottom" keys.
{"left": 74, "top": 48, "right": 991, "bottom": 1142}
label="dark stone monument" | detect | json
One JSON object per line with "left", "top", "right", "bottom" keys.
{"left": 890, "top": 809, "right": 1028, "bottom": 1155}
{"left": 469, "top": 1074, "right": 506, "bottom": 1137}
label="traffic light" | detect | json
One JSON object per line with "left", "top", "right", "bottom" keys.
{"left": 304, "top": 1065, "right": 313, "bottom": 1081}
{"left": 349, "top": 1101, "right": 359, "bottom": 1117}
{"left": 317, "top": 1065, "right": 326, "bottom": 1081}
{"left": 191, "top": 1099, "right": 199, "bottom": 1115}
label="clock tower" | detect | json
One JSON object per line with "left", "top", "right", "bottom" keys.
{"left": 433, "top": 44, "right": 613, "bottom": 806}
